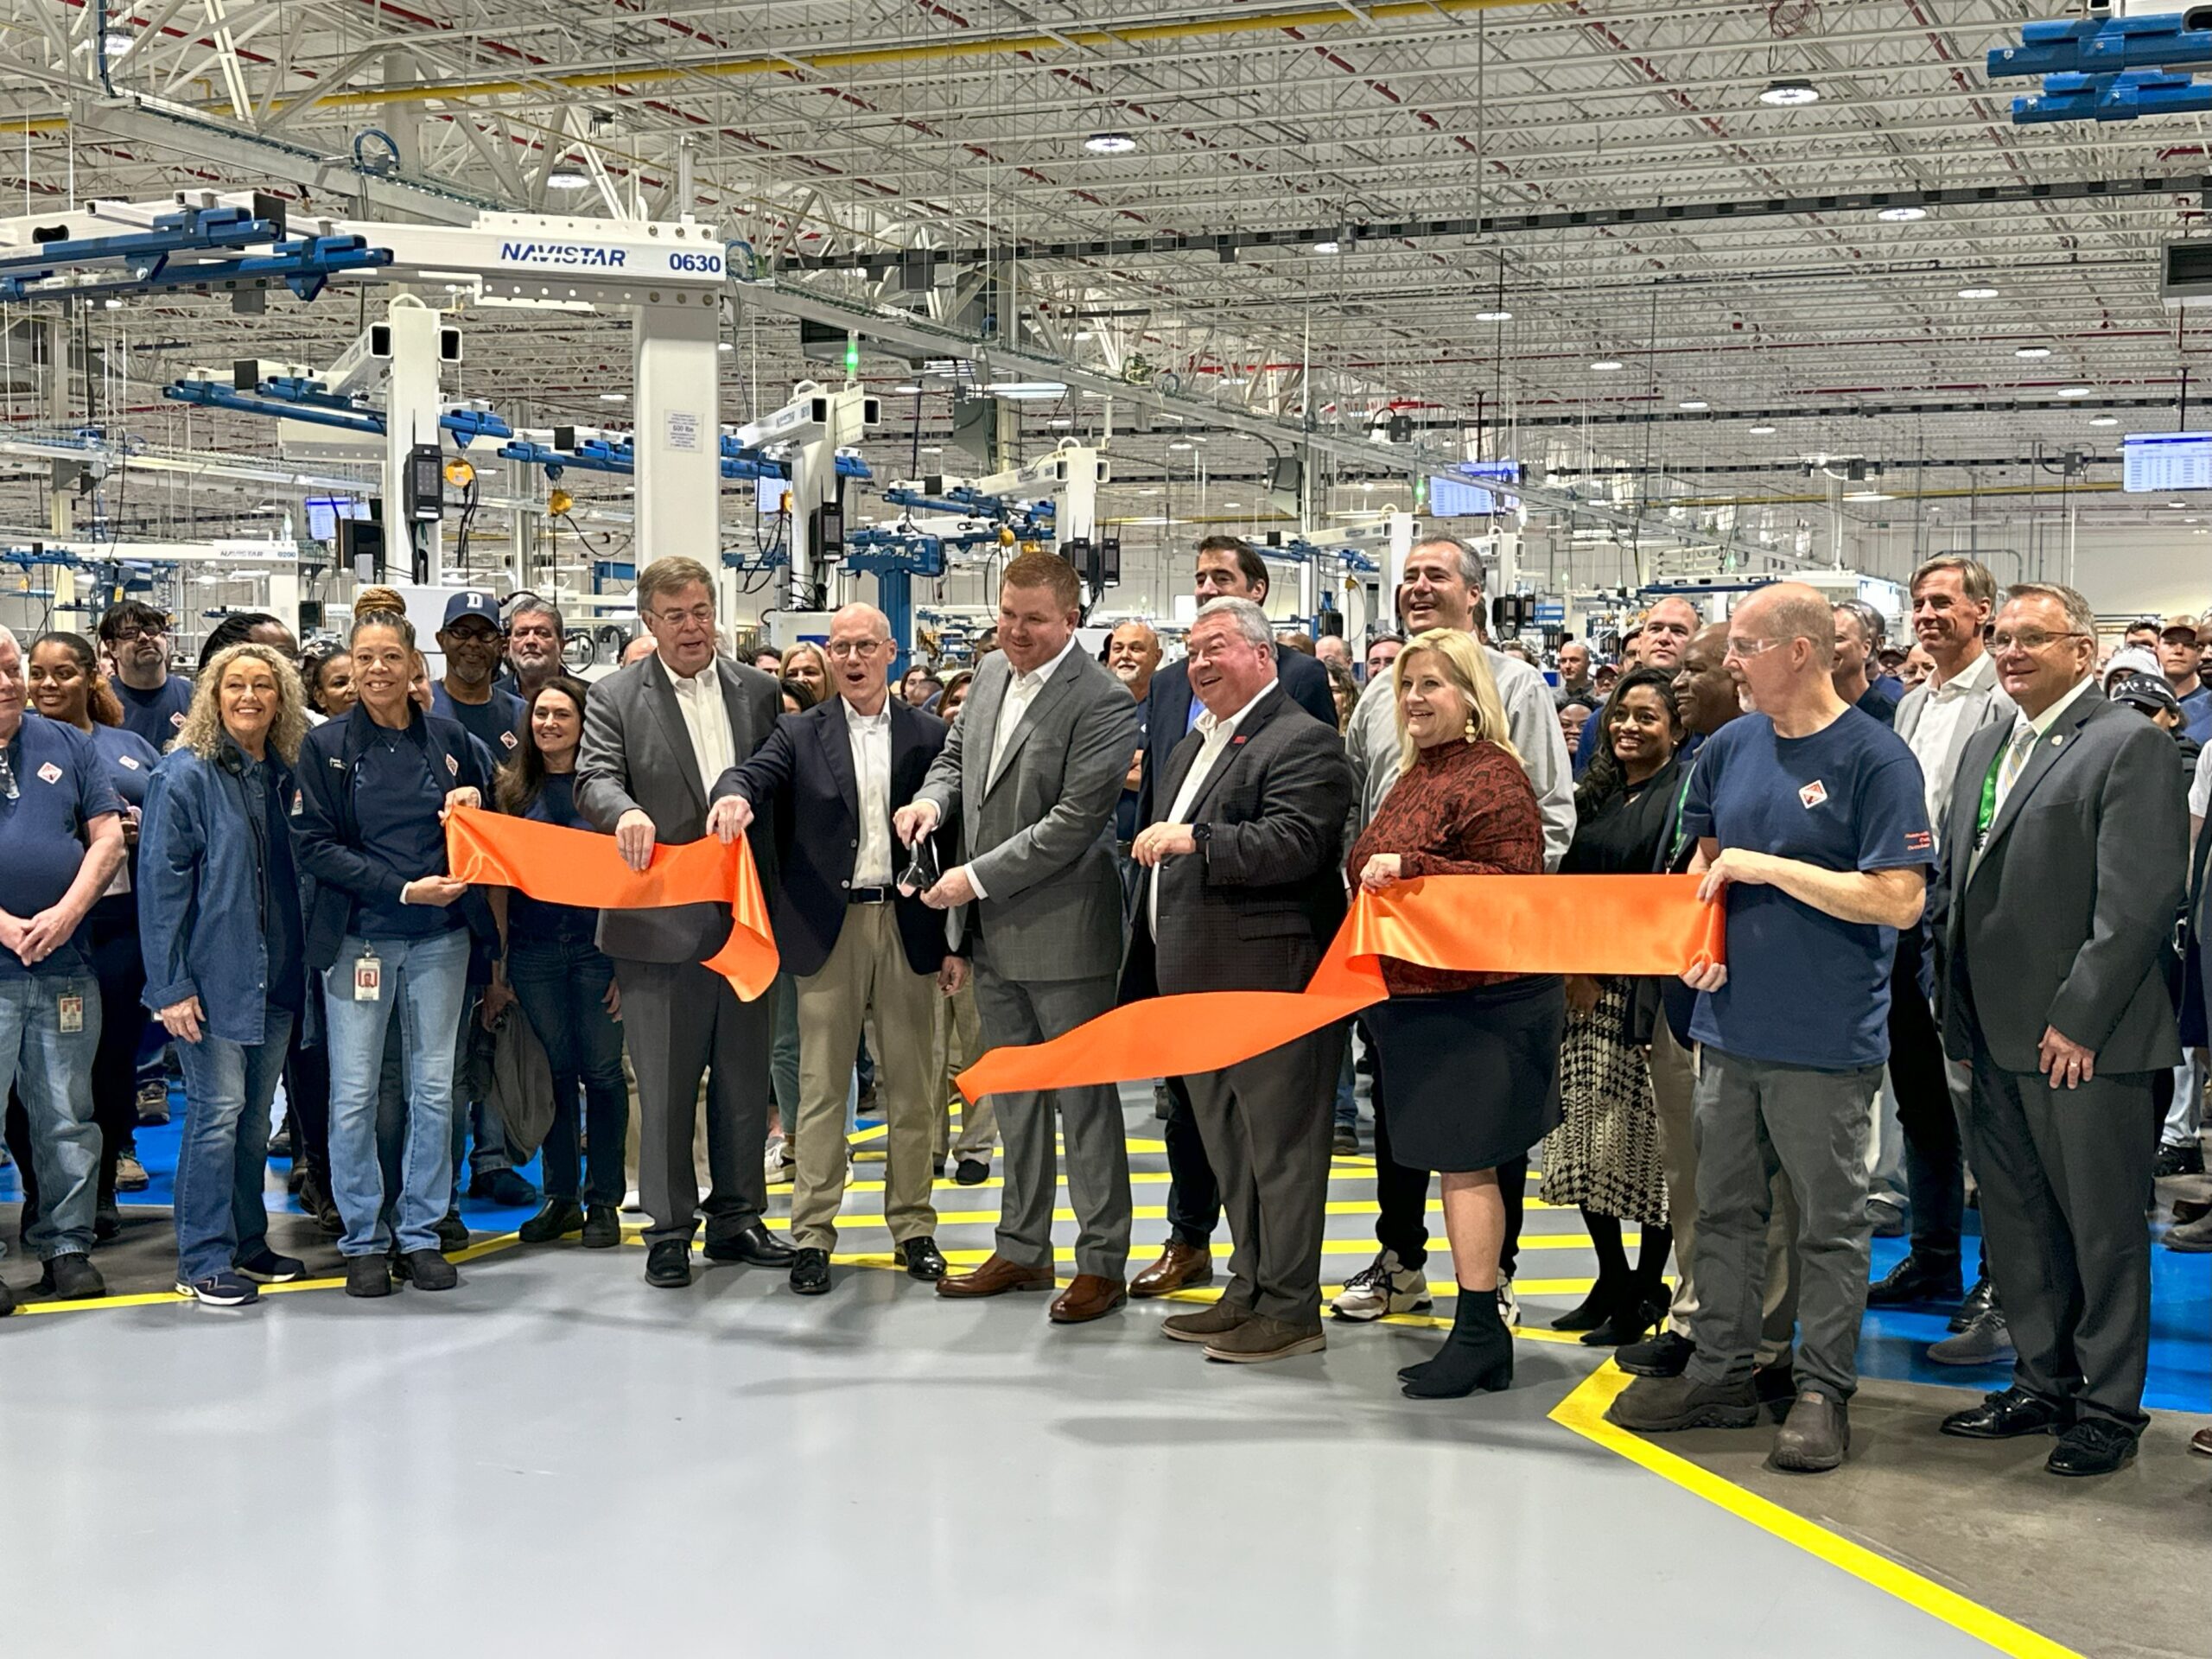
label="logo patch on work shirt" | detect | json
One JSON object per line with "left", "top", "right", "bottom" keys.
{"left": 499, "top": 730, "right": 518, "bottom": 750}
{"left": 1798, "top": 779, "right": 1827, "bottom": 810}
{"left": 35, "top": 762, "right": 61, "bottom": 785}
{"left": 169, "top": 711, "right": 186, "bottom": 729}
{"left": 118, "top": 754, "right": 140, "bottom": 770}
{"left": 1904, "top": 830, "right": 1933, "bottom": 855}
{"left": 444, "top": 753, "right": 460, "bottom": 776}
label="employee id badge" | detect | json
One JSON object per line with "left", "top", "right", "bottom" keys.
{"left": 353, "top": 952, "right": 384, "bottom": 1002}
{"left": 58, "top": 995, "right": 84, "bottom": 1034}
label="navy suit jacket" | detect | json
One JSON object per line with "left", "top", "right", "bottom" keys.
{"left": 1137, "top": 642, "right": 1337, "bottom": 825}
{"left": 716, "top": 694, "right": 950, "bottom": 979}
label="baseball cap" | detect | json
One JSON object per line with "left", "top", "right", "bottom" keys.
{"left": 442, "top": 590, "right": 499, "bottom": 629}
{"left": 2159, "top": 613, "right": 2200, "bottom": 641}
{"left": 2110, "top": 671, "right": 2183, "bottom": 717}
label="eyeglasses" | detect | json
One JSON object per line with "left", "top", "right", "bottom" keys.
{"left": 1721, "top": 636, "right": 1783, "bottom": 661}
{"left": 825, "top": 639, "right": 888, "bottom": 659}
{"left": 110, "top": 626, "right": 165, "bottom": 643}
{"left": 1991, "top": 628, "right": 2089, "bottom": 654}
{"left": 651, "top": 604, "right": 715, "bottom": 628}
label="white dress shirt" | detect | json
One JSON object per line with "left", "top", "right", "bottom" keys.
{"left": 966, "top": 637, "right": 1081, "bottom": 900}
{"left": 1148, "top": 679, "right": 1276, "bottom": 938}
{"left": 842, "top": 697, "right": 894, "bottom": 887}
{"left": 1905, "top": 648, "right": 1997, "bottom": 830}
{"left": 660, "top": 654, "right": 735, "bottom": 798}
{"left": 1993, "top": 672, "right": 2097, "bottom": 821}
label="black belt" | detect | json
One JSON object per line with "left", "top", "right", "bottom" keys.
{"left": 848, "top": 886, "right": 893, "bottom": 905}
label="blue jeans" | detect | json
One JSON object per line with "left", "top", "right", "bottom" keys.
{"left": 506, "top": 938, "right": 627, "bottom": 1206}
{"left": 173, "top": 1009, "right": 294, "bottom": 1282}
{"left": 321, "top": 930, "right": 469, "bottom": 1257}
{"left": 2, "top": 970, "right": 101, "bottom": 1259}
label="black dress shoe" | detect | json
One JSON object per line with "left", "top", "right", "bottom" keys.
{"left": 954, "top": 1159, "right": 989, "bottom": 1186}
{"left": 789, "top": 1248, "right": 831, "bottom": 1295}
{"left": 645, "top": 1240, "right": 692, "bottom": 1288}
{"left": 702, "top": 1221, "right": 797, "bottom": 1267}
{"left": 435, "top": 1209, "right": 471, "bottom": 1252}
{"left": 897, "top": 1236, "right": 948, "bottom": 1281}
{"left": 1948, "top": 1274, "right": 1994, "bottom": 1333}
{"left": 1941, "top": 1386, "right": 2074, "bottom": 1440}
{"left": 519, "top": 1198, "right": 586, "bottom": 1244}
{"left": 2154, "top": 1141, "right": 2206, "bottom": 1179}
{"left": 1616, "top": 1329, "right": 1695, "bottom": 1377}
{"left": 579, "top": 1205, "right": 621, "bottom": 1249}
{"left": 2048, "top": 1418, "right": 2139, "bottom": 1477}
{"left": 1866, "top": 1253, "right": 1963, "bottom": 1308}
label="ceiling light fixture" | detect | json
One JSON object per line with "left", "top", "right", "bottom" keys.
{"left": 893, "top": 384, "right": 923, "bottom": 394}
{"left": 2015, "top": 346, "right": 2052, "bottom": 359}
{"left": 1876, "top": 205, "right": 1928, "bottom": 223}
{"left": 599, "top": 391, "right": 627, "bottom": 403}
{"left": 547, "top": 168, "right": 590, "bottom": 190}
{"left": 2171, "top": 500, "right": 2191, "bottom": 509}
{"left": 1592, "top": 359, "right": 1625, "bottom": 372}
{"left": 2088, "top": 416, "right": 2120, "bottom": 428}
{"left": 1679, "top": 400, "right": 1709, "bottom": 410}
{"left": 1475, "top": 308, "right": 1514, "bottom": 323}
{"left": 1958, "top": 286, "right": 2000, "bottom": 301}
{"left": 1759, "top": 78, "right": 1820, "bottom": 107}
{"left": 1168, "top": 441, "right": 1193, "bottom": 452}
{"left": 716, "top": 340, "right": 733, "bottom": 353}
{"left": 2056, "top": 385, "right": 2094, "bottom": 398}
{"left": 1084, "top": 132, "right": 1137, "bottom": 155}
{"left": 1844, "top": 490, "right": 1895, "bottom": 502}
{"left": 1749, "top": 423, "right": 1778, "bottom": 435}
{"left": 1312, "top": 239, "right": 1341, "bottom": 255}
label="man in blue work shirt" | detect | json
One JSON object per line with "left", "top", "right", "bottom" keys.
{"left": 1607, "top": 582, "right": 1931, "bottom": 1478}
{"left": 99, "top": 601, "right": 194, "bottom": 752}
{"left": 0, "top": 625, "right": 127, "bottom": 1309}
{"left": 431, "top": 591, "right": 526, "bottom": 758}
{"left": 429, "top": 590, "right": 535, "bottom": 1211}
{"left": 2158, "top": 614, "right": 2212, "bottom": 747}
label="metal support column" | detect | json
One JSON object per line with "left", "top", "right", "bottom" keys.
{"left": 631, "top": 299, "right": 721, "bottom": 588}
{"left": 384, "top": 296, "right": 443, "bottom": 582}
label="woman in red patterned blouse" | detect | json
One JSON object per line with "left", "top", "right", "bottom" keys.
{"left": 1348, "top": 629, "right": 1565, "bottom": 1400}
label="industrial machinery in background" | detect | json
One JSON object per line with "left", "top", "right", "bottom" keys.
{"left": 1990, "top": 2, "right": 2212, "bottom": 122}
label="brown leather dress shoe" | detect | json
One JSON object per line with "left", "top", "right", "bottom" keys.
{"left": 1049, "top": 1274, "right": 1128, "bottom": 1324}
{"left": 1129, "top": 1241, "right": 1213, "bottom": 1298}
{"left": 936, "top": 1254, "right": 1056, "bottom": 1299}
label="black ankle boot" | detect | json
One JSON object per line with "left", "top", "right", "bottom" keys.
{"left": 1549, "top": 1275, "right": 1625, "bottom": 1332}
{"left": 1401, "top": 1286, "right": 1514, "bottom": 1399}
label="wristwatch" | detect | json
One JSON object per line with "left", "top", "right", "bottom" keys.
{"left": 1192, "top": 822, "right": 1212, "bottom": 859}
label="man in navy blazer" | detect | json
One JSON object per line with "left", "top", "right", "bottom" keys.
{"left": 711, "top": 603, "right": 961, "bottom": 1295}
{"left": 1130, "top": 536, "right": 1338, "bottom": 1300}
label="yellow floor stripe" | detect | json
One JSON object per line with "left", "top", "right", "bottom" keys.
{"left": 1548, "top": 1366, "right": 2083, "bottom": 1659}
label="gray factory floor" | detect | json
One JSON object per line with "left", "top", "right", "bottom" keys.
{"left": 0, "top": 1091, "right": 2200, "bottom": 1658}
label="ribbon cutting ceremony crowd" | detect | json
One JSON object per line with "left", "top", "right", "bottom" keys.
{"left": 0, "top": 534, "right": 2207, "bottom": 1485}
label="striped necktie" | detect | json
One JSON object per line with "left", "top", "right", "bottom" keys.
{"left": 1993, "top": 722, "right": 2037, "bottom": 818}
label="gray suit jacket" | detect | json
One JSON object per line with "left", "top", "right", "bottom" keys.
{"left": 575, "top": 652, "right": 781, "bottom": 963}
{"left": 1894, "top": 658, "right": 2015, "bottom": 829}
{"left": 1938, "top": 690, "right": 2186, "bottom": 1074}
{"left": 912, "top": 646, "right": 1139, "bottom": 982}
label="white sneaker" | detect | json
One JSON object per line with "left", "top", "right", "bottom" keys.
{"left": 620, "top": 1188, "right": 643, "bottom": 1214}
{"left": 1495, "top": 1275, "right": 1519, "bottom": 1328}
{"left": 763, "top": 1138, "right": 796, "bottom": 1186}
{"left": 1330, "top": 1249, "right": 1433, "bottom": 1321}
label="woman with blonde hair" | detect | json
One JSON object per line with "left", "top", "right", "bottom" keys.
{"left": 137, "top": 643, "right": 315, "bottom": 1306}
{"left": 1346, "top": 628, "right": 1564, "bottom": 1399}
{"left": 779, "top": 641, "right": 830, "bottom": 706}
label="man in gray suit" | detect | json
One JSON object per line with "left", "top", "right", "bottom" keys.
{"left": 1876, "top": 555, "right": 2017, "bottom": 1345}
{"left": 896, "top": 551, "right": 1141, "bottom": 1323}
{"left": 1935, "top": 582, "right": 2186, "bottom": 1478}
{"left": 575, "top": 555, "right": 796, "bottom": 1290}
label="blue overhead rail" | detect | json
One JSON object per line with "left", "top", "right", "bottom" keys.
{"left": 0, "top": 202, "right": 391, "bottom": 304}
{"left": 162, "top": 378, "right": 515, "bottom": 446}
{"left": 497, "top": 431, "right": 872, "bottom": 485}
{"left": 1990, "top": 12, "right": 2212, "bottom": 124}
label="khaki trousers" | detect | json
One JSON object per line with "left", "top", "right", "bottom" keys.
{"left": 931, "top": 982, "right": 996, "bottom": 1164}
{"left": 791, "top": 904, "right": 938, "bottom": 1250}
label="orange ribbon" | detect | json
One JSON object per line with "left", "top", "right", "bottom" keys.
{"left": 955, "top": 874, "right": 1725, "bottom": 1102}
{"left": 443, "top": 805, "right": 780, "bottom": 1000}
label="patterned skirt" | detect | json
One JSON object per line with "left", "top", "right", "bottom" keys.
{"left": 1537, "top": 982, "right": 1669, "bottom": 1223}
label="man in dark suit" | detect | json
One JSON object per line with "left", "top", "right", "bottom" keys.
{"left": 1130, "top": 536, "right": 1338, "bottom": 1300}
{"left": 1936, "top": 582, "right": 2187, "bottom": 1477}
{"left": 897, "top": 552, "right": 1141, "bottom": 1324}
{"left": 709, "top": 602, "right": 957, "bottom": 1296}
{"left": 575, "top": 555, "right": 795, "bottom": 1290}
{"left": 1126, "top": 597, "right": 1352, "bottom": 1362}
